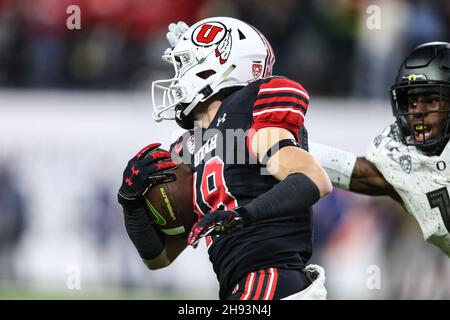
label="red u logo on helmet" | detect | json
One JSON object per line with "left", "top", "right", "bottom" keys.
{"left": 192, "top": 22, "right": 227, "bottom": 47}
{"left": 196, "top": 24, "right": 223, "bottom": 44}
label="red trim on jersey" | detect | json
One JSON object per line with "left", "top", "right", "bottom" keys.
{"left": 205, "top": 236, "right": 213, "bottom": 248}
{"left": 252, "top": 270, "right": 266, "bottom": 300}
{"left": 200, "top": 157, "right": 238, "bottom": 211}
{"left": 253, "top": 103, "right": 308, "bottom": 117}
{"left": 251, "top": 77, "right": 308, "bottom": 142}
{"left": 257, "top": 88, "right": 309, "bottom": 101}
{"left": 193, "top": 172, "right": 210, "bottom": 247}
{"left": 251, "top": 117, "right": 302, "bottom": 142}
{"left": 254, "top": 95, "right": 308, "bottom": 107}
{"left": 240, "top": 272, "right": 256, "bottom": 300}
{"left": 192, "top": 172, "right": 204, "bottom": 221}
{"left": 253, "top": 108, "right": 304, "bottom": 126}
{"left": 259, "top": 78, "right": 309, "bottom": 98}
{"left": 264, "top": 268, "right": 278, "bottom": 300}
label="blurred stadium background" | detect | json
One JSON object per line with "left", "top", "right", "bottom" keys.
{"left": 0, "top": 0, "right": 449, "bottom": 299}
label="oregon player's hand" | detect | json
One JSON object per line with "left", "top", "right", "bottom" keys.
{"left": 118, "top": 143, "right": 177, "bottom": 204}
{"left": 188, "top": 210, "right": 244, "bottom": 248}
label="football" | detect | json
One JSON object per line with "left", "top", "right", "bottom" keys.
{"left": 144, "top": 153, "right": 197, "bottom": 236}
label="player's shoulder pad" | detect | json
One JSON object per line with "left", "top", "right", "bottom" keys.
{"left": 366, "top": 121, "right": 404, "bottom": 163}
{"left": 258, "top": 76, "right": 309, "bottom": 92}
{"left": 252, "top": 76, "right": 310, "bottom": 138}
{"left": 370, "top": 121, "right": 402, "bottom": 149}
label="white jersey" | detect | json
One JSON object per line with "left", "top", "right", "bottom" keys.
{"left": 366, "top": 121, "right": 450, "bottom": 257}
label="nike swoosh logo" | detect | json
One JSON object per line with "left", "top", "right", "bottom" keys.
{"left": 144, "top": 197, "right": 166, "bottom": 226}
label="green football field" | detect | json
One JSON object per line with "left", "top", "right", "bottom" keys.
{"left": 0, "top": 282, "right": 216, "bottom": 300}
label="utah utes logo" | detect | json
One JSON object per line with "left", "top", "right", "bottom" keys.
{"left": 192, "top": 22, "right": 227, "bottom": 46}
{"left": 192, "top": 22, "right": 232, "bottom": 64}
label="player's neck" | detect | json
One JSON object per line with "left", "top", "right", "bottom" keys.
{"left": 195, "top": 100, "right": 222, "bottom": 128}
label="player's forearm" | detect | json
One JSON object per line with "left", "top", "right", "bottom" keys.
{"left": 164, "top": 234, "right": 188, "bottom": 262}
{"left": 123, "top": 201, "right": 186, "bottom": 270}
{"left": 237, "top": 172, "right": 322, "bottom": 223}
{"left": 308, "top": 142, "right": 400, "bottom": 199}
{"left": 121, "top": 199, "right": 166, "bottom": 262}
{"left": 350, "top": 157, "right": 401, "bottom": 200}
{"left": 241, "top": 128, "right": 330, "bottom": 223}
{"left": 142, "top": 235, "right": 187, "bottom": 270}
{"left": 267, "top": 151, "right": 331, "bottom": 198}
{"left": 349, "top": 157, "right": 385, "bottom": 195}
{"left": 142, "top": 251, "right": 170, "bottom": 270}
{"left": 306, "top": 166, "right": 333, "bottom": 198}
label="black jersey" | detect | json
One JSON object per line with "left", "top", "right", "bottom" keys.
{"left": 171, "top": 76, "right": 313, "bottom": 299}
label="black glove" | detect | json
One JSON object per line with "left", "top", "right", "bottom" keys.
{"left": 187, "top": 209, "right": 245, "bottom": 248}
{"left": 118, "top": 143, "right": 177, "bottom": 204}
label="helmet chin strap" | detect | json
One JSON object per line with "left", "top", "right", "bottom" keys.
{"left": 416, "top": 136, "right": 450, "bottom": 156}
{"left": 182, "top": 64, "right": 237, "bottom": 117}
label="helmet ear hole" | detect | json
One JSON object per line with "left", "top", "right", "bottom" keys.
{"left": 196, "top": 70, "right": 216, "bottom": 79}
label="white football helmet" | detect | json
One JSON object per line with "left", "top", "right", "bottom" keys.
{"left": 152, "top": 16, "right": 275, "bottom": 128}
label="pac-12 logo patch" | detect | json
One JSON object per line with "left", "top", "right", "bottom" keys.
{"left": 399, "top": 155, "right": 412, "bottom": 174}
{"left": 252, "top": 62, "right": 263, "bottom": 79}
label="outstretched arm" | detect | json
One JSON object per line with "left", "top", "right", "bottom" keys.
{"left": 142, "top": 234, "right": 187, "bottom": 270}
{"left": 350, "top": 157, "right": 401, "bottom": 201}
{"left": 309, "top": 142, "right": 402, "bottom": 202}
{"left": 122, "top": 201, "right": 188, "bottom": 270}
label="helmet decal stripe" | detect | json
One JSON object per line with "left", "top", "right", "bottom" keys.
{"left": 250, "top": 25, "right": 275, "bottom": 78}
